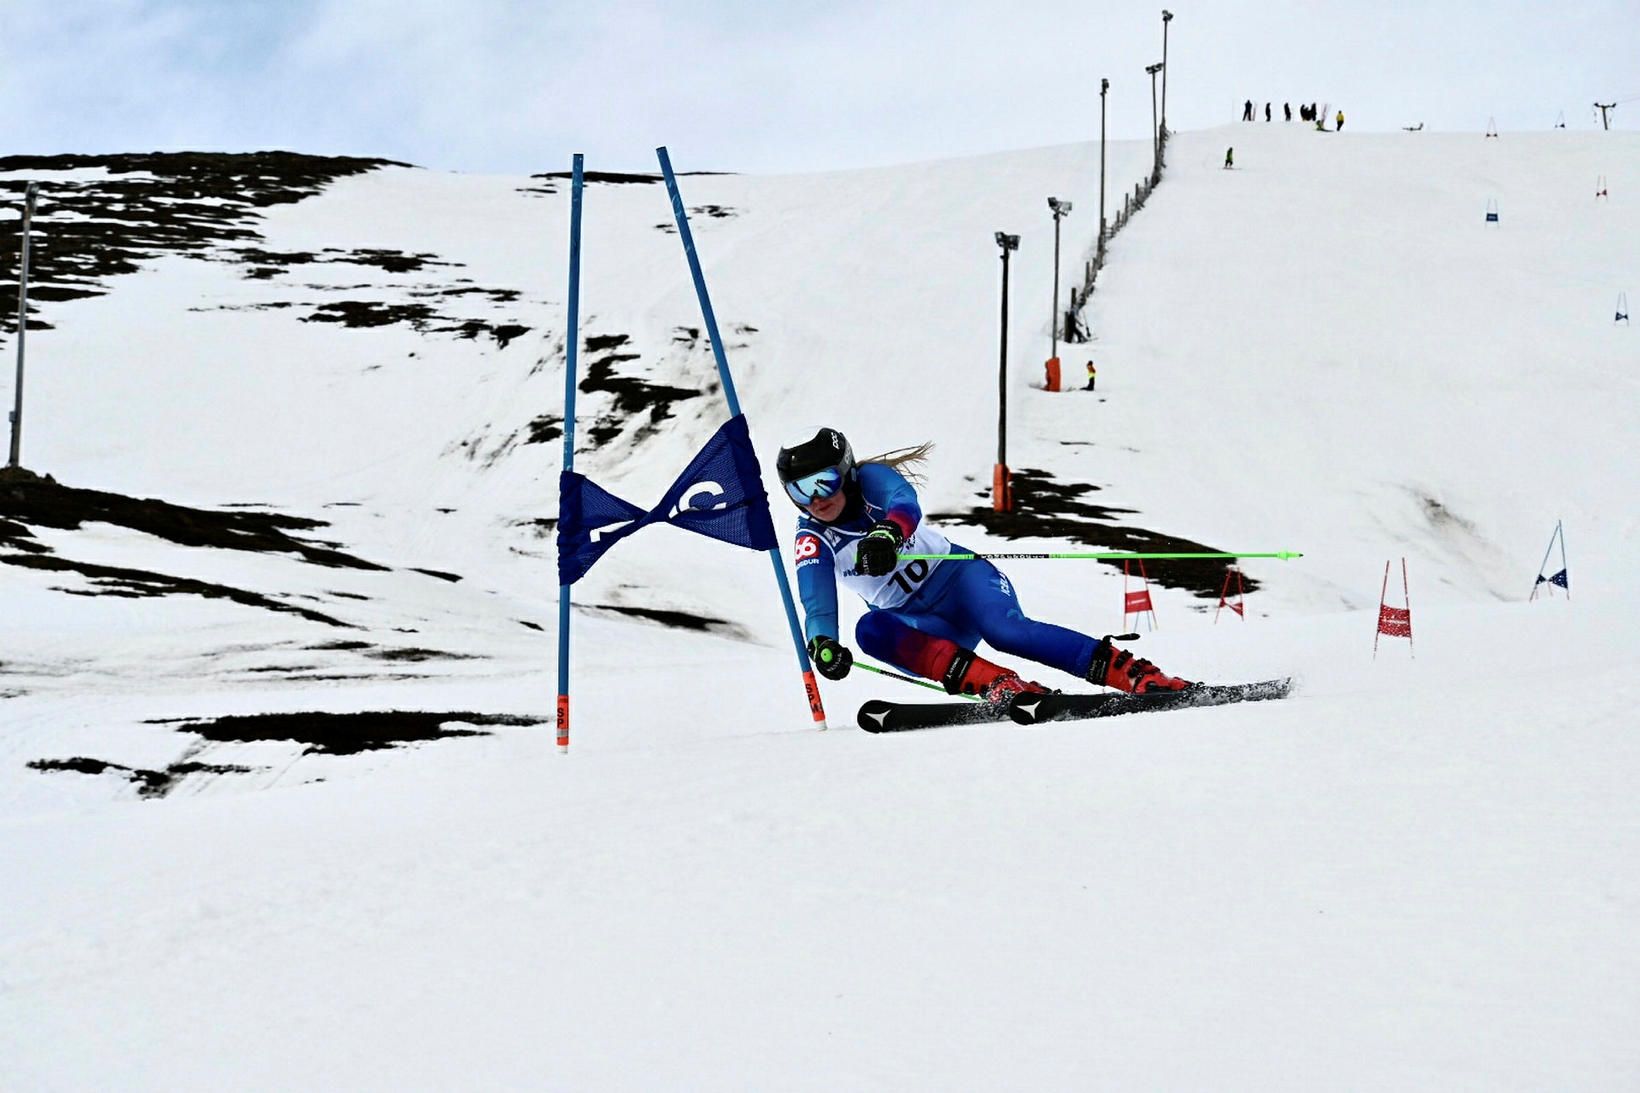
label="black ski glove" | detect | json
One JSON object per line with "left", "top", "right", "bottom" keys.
{"left": 807, "top": 635, "right": 853, "bottom": 680}
{"left": 855, "top": 520, "right": 903, "bottom": 577}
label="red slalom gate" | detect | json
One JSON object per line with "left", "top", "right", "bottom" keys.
{"left": 1374, "top": 558, "right": 1414, "bottom": 658}
{"left": 1123, "top": 559, "right": 1158, "bottom": 631}
{"left": 1215, "top": 565, "right": 1246, "bottom": 623}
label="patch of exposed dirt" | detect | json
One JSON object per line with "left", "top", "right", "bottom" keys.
{"left": 367, "top": 647, "right": 479, "bottom": 663}
{"left": 2, "top": 152, "right": 533, "bottom": 353}
{"left": 16, "top": 553, "right": 350, "bottom": 626}
{"left": 409, "top": 567, "right": 460, "bottom": 583}
{"left": 487, "top": 323, "right": 530, "bottom": 349}
{"left": 0, "top": 474, "right": 424, "bottom": 626}
{"left": 578, "top": 602, "right": 749, "bottom": 638}
{"left": 28, "top": 756, "right": 255, "bottom": 799}
{"left": 525, "top": 414, "right": 563, "bottom": 445}
{"left": 157, "top": 710, "right": 543, "bottom": 755}
{"left": 284, "top": 299, "right": 530, "bottom": 348}
{"left": 654, "top": 204, "right": 740, "bottom": 233}
{"left": 536, "top": 170, "right": 659, "bottom": 185}
{"left": 1, "top": 151, "right": 405, "bottom": 338}
{"left": 576, "top": 333, "right": 704, "bottom": 447}
{"left": 531, "top": 169, "right": 730, "bottom": 187}
{"left": 0, "top": 474, "right": 384, "bottom": 569}
{"left": 302, "top": 300, "right": 437, "bottom": 328}
{"left": 929, "top": 468, "right": 1261, "bottom": 599}
{"left": 227, "top": 246, "right": 456, "bottom": 278}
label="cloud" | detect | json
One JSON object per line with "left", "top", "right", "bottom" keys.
{"left": 1, "top": 0, "right": 1634, "bottom": 174}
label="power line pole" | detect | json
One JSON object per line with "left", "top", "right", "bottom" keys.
{"left": 1594, "top": 102, "right": 1616, "bottom": 130}
{"left": 1047, "top": 198, "right": 1071, "bottom": 361}
{"left": 1099, "top": 77, "right": 1110, "bottom": 262}
{"left": 993, "top": 231, "right": 1019, "bottom": 513}
{"left": 1161, "top": 10, "right": 1173, "bottom": 138}
{"left": 1147, "top": 62, "right": 1164, "bottom": 185}
{"left": 9, "top": 182, "right": 39, "bottom": 470}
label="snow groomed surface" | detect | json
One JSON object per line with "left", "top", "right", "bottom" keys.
{"left": 3, "top": 126, "right": 1639, "bottom": 1088}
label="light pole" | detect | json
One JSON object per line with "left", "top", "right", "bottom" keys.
{"left": 1099, "top": 77, "right": 1109, "bottom": 260}
{"left": 9, "top": 182, "right": 39, "bottom": 470}
{"left": 1161, "top": 10, "right": 1173, "bottom": 139}
{"left": 1146, "top": 62, "right": 1164, "bottom": 185}
{"left": 1047, "top": 197, "right": 1072, "bottom": 362}
{"left": 994, "top": 231, "right": 1020, "bottom": 513}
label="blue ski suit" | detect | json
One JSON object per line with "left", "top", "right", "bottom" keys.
{"left": 792, "top": 463, "right": 1101, "bottom": 681}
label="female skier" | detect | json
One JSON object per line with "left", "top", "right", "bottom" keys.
{"left": 777, "top": 427, "right": 1191, "bottom": 707}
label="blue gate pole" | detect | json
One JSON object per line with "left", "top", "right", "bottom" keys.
{"left": 1530, "top": 519, "right": 1559, "bottom": 603}
{"left": 556, "top": 154, "right": 585, "bottom": 752}
{"left": 656, "top": 146, "right": 828, "bottom": 728}
{"left": 1557, "top": 519, "right": 1570, "bottom": 601}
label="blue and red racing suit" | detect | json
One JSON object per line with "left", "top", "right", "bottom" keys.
{"left": 792, "top": 462, "right": 1101, "bottom": 682}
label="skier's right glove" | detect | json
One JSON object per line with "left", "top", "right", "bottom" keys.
{"left": 855, "top": 520, "right": 903, "bottom": 577}
{"left": 807, "top": 635, "right": 853, "bottom": 681}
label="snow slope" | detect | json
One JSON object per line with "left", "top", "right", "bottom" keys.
{"left": 3, "top": 125, "right": 1639, "bottom": 1089}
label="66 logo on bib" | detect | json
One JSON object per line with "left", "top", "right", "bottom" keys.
{"left": 794, "top": 533, "right": 823, "bottom": 567}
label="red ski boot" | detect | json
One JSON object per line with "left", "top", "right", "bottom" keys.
{"left": 1088, "top": 641, "right": 1192, "bottom": 694}
{"left": 942, "top": 649, "right": 1049, "bottom": 710}
{"left": 979, "top": 671, "right": 1051, "bottom": 710}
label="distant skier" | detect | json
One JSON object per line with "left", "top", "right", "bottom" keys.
{"left": 1224, "top": 146, "right": 1235, "bottom": 169}
{"left": 1265, "top": 102, "right": 1272, "bottom": 122}
{"left": 777, "top": 428, "right": 1192, "bottom": 708}
{"left": 1242, "top": 99, "right": 1254, "bottom": 121}
{"left": 1336, "top": 109, "right": 1345, "bottom": 131}
{"left": 1085, "top": 360, "right": 1098, "bottom": 389}
{"left": 1284, "top": 102, "right": 1292, "bottom": 122}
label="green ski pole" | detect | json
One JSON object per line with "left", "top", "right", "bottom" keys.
{"left": 902, "top": 550, "right": 1303, "bottom": 562}
{"left": 855, "top": 661, "right": 978, "bottom": 699}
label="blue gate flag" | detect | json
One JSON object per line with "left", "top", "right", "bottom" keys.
{"left": 558, "top": 414, "right": 778, "bottom": 586}
{"left": 1535, "top": 568, "right": 1569, "bottom": 590}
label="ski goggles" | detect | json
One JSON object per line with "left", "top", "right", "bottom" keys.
{"left": 783, "top": 466, "right": 845, "bottom": 506}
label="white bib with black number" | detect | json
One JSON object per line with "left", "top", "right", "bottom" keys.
{"left": 830, "top": 518, "right": 951, "bottom": 609}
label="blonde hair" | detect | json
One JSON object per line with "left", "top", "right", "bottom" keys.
{"left": 859, "top": 442, "right": 934, "bottom": 485}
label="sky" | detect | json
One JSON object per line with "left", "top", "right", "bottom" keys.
{"left": 2, "top": 0, "right": 1637, "bottom": 175}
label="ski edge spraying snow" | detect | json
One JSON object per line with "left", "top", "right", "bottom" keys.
{"left": 857, "top": 678, "right": 1294, "bottom": 732}
{"left": 1009, "top": 678, "right": 1294, "bottom": 725}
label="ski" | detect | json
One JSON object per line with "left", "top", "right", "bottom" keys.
{"left": 1007, "top": 678, "right": 1293, "bottom": 725}
{"left": 856, "top": 698, "right": 1009, "bottom": 732}
{"left": 856, "top": 678, "right": 1293, "bottom": 733}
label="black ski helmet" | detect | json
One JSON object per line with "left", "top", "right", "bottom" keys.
{"left": 776, "top": 427, "right": 857, "bottom": 508}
